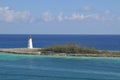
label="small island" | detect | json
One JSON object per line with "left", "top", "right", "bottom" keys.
{"left": 0, "top": 43, "right": 120, "bottom": 57}
{"left": 40, "top": 43, "right": 120, "bottom": 57}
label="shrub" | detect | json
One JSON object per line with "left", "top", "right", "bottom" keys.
{"left": 40, "top": 43, "right": 102, "bottom": 54}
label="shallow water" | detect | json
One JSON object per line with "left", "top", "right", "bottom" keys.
{"left": 0, "top": 52, "right": 120, "bottom": 80}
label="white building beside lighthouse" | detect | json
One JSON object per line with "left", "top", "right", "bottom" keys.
{"left": 28, "top": 36, "right": 33, "bottom": 49}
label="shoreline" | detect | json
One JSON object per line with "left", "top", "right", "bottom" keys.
{"left": 0, "top": 48, "right": 120, "bottom": 57}
{"left": 0, "top": 48, "right": 41, "bottom": 55}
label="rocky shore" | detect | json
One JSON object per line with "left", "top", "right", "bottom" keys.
{"left": 0, "top": 48, "right": 120, "bottom": 57}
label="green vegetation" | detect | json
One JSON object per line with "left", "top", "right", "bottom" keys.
{"left": 40, "top": 43, "right": 101, "bottom": 54}
{"left": 40, "top": 43, "right": 120, "bottom": 57}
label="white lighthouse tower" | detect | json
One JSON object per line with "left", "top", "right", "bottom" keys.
{"left": 28, "top": 35, "right": 33, "bottom": 49}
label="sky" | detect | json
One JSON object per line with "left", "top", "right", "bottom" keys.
{"left": 0, "top": 0, "right": 120, "bottom": 34}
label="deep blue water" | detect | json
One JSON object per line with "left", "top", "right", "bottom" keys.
{"left": 0, "top": 35, "right": 120, "bottom": 80}
{"left": 0, "top": 34, "right": 120, "bottom": 50}
{"left": 0, "top": 53, "right": 120, "bottom": 80}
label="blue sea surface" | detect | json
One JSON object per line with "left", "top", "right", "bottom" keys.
{"left": 0, "top": 35, "right": 120, "bottom": 80}
{"left": 0, "top": 34, "right": 119, "bottom": 50}
{"left": 0, "top": 53, "right": 120, "bottom": 80}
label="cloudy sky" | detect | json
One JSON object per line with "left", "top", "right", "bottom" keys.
{"left": 0, "top": 0, "right": 120, "bottom": 34}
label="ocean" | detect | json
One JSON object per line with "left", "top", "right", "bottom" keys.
{"left": 0, "top": 34, "right": 120, "bottom": 80}
{"left": 0, "top": 34, "right": 119, "bottom": 50}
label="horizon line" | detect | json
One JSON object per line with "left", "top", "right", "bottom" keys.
{"left": 0, "top": 34, "right": 120, "bottom": 35}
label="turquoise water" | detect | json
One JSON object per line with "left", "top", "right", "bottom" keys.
{"left": 0, "top": 52, "right": 120, "bottom": 80}
{"left": 0, "top": 35, "right": 120, "bottom": 80}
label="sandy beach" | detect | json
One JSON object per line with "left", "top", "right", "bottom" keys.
{"left": 0, "top": 48, "right": 41, "bottom": 55}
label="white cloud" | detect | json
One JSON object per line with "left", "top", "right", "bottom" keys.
{"left": 41, "top": 12, "right": 55, "bottom": 22}
{"left": 85, "top": 14, "right": 101, "bottom": 20}
{"left": 65, "top": 13, "right": 84, "bottom": 21}
{"left": 40, "top": 12, "right": 106, "bottom": 22}
{"left": 0, "top": 6, "right": 119, "bottom": 23}
{"left": 64, "top": 13, "right": 105, "bottom": 21}
{"left": 57, "top": 13, "right": 64, "bottom": 22}
{"left": 0, "top": 6, "right": 33, "bottom": 23}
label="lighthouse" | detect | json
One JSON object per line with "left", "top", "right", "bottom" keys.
{"left": 28, "top": 36, "right": 33, "bottom": 49}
